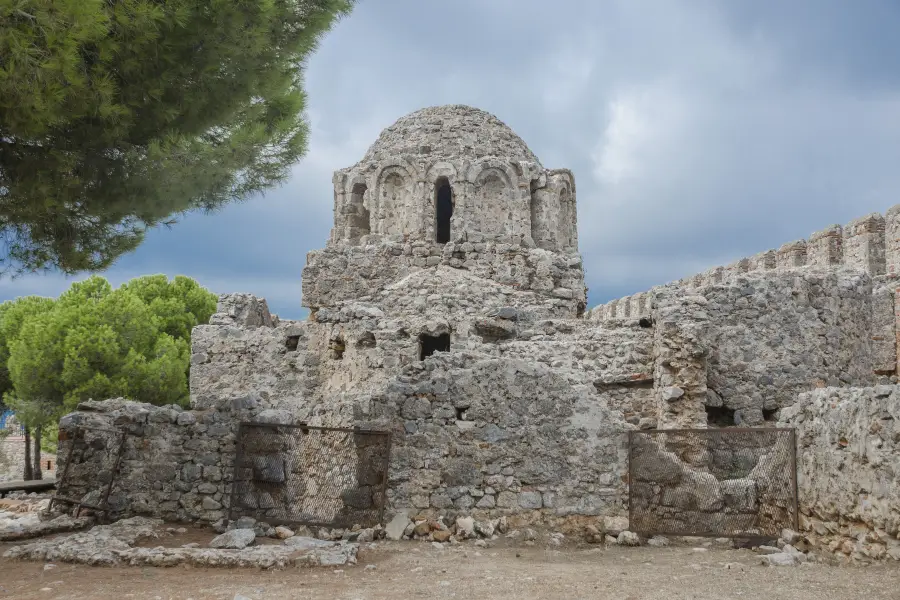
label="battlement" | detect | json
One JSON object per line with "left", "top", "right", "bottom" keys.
{"left": 591, "top": 204, "right": 900, "bottom": 321}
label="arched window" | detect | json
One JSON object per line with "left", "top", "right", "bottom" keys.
{"left": 435, "top": 178, "right": 453, "bottom": 243}
{"left": 348, "top": 183, "right": 370, "bottom": 240}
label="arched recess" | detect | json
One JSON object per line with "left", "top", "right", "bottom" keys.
{"left": 549, "top": 169, "right": 577, "bottom": 250}
{"left": 375, "top": 162, "right": 418, "bottom": 237}
{"left": 434, "top": 177, "right": 454, "bottom": 244}
{"left": 474, "top": 168, "right": 513, "bottom": 238}
{"left": 558, "top": 186, "right": 572, "bottom": 249}
{"left": 347, "top": 182, "right": 370, "bottom": 242}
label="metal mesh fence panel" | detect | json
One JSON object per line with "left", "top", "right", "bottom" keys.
{"left": 51, "top": 426, "right": 128, "bottom": 519}
{"left": 229, "top": 423, "right": 391, "bottom": 528}
{"left": 628, "top": 428, "right": 797, "bottom": 538}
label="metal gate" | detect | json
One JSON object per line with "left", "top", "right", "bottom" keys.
{"left": 628, "top": 428, "right": 797, "bottom": 538}
{"left": 229, "top": 423, "right": 391, "bottom": 528}
{"left": 50, "top": 425, "right": 129, "bottom": 519}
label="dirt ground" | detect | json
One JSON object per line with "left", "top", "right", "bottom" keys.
{"left": 2, "top": 538, "right": 900, "bottom": 600}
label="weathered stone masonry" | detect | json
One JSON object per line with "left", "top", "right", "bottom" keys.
{"left": 57, "top": 105, "right": 900, "bottom": 558}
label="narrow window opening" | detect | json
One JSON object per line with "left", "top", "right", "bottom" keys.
{"left": 576, "top": 302, "right": 586, "bottom": 318}
{"left": 638, "top": 317, "right": 653, "bottom": 328}
{"left": 330, "top": 337, "right": 345, "bottom": 360}
{"left": 285, "top": 335, "right": 300, "bottom": 351}
{"left": 435, "top": 178, "right": 453, "bottom": 244}
{"left": 419, "top": 333, "right": 450, "bottom": 360}
{"left": 762, "top": 408, "right": 778, "bottom": 422}
{"left": 455, "top": 407, "right": 466, "bottom": 420}
{"left": 705, "top": 405, "right": 735, "bottom": 427}
{"left": 530, "top": 194, "right": 540, "bottom": 244}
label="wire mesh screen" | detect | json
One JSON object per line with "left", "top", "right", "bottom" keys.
{"left": 51, "top": 426, "right": 128, "bottom": 518}
{"left": 628, "top": 428, "right": 797, "bottom": 538}
{"left": 229, "top": 423, "right": 391, "bottom": 528}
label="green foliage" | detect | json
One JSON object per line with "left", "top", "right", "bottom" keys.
{"left": 121, "top": 275, "right": 217, "bottom": 340}
{"left": 2, "top": 274, "right": 216, "bottom": 422}
{"left": 0, "top": 294, "right": 56, "bottom": 400}
{"left": 1, "top": 0, "right": 355, "bottom": 275}
{"left": 40, "top": 421, "right": 58, "bottom": 455}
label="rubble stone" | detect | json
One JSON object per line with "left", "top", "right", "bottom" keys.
{"left": 210, "top": 529, "right": 256, "bottom": 550}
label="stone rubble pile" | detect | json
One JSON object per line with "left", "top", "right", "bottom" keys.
{"left": 0, "top": 493, "right": 95, "bottom": 541}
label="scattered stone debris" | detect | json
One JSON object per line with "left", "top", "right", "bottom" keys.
{"left": 617, "top": 531, "right": 641, "bottom": 546}
{"left": 210, "top": 529, "right": 256, "bottom": 550}
{"left": 753, "top": 530, "right": 814, "bottom": 567}
{"left": 2, "top": 517, "right": 358, "bottom": 569}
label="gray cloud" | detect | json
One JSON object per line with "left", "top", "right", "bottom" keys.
{"left": 3, "top": 0, "right": 900, "bottom": 317}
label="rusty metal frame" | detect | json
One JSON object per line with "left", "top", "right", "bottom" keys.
{"left": 49, "top": 425, "right": 129, "bottom": 520}
{"left": 229, "top": 422, "right": 392, "bottom": 528}
{"left": 627, "top": 427, "right": 799, "bottom": 539}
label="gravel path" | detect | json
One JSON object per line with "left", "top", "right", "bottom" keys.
{"left": 1, "top": 540, "right": 898, "bottom": 600}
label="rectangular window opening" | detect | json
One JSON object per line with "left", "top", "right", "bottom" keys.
{"left": 419, "top": 333, "right": 450, "bottom": 360}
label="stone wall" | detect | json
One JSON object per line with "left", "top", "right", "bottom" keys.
{"left": 630, "top": 431, "right": 794, "bottom": 536}
{"left": 302, "top": 242, "right": 585, "bottom": 316}
{"left": 0, "top": 436, "right": 56, "bottom": 483}
{"left": 0, "top": 436, "right": 25, "bottom": 483}
{"left": 590, "top": 270, "right": 877, "bottom": 427}
{"left": 779, "top": 385, "right": 900, "bottom": 560}
{"left": 360, "top": 353, "right": 629, "bottom": 519}
{"left": 702, "top": 270, "right": 875, "bottom": 422}
{"left": 54, "top": 399, "right": 306, "bottom": 523}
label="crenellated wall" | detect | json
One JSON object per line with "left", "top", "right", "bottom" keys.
{"left": 591, "top": 204, "right": 900, "bottom": 322}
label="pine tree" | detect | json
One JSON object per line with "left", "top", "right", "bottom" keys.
{"left": 0, "top": 0, "right": 355, "bottom": 275}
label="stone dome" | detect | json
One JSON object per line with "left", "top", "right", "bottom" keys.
{"left": 360, "top": 104, "right": 542, "bottom": 166}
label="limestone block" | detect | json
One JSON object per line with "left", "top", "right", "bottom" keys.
{"left": 776, "top": 240, "right": 807, "bottom": 269}
{"left": 808, "top": 225, "right": 843, "bottom": 267}
{"left": 886, "top": 204, "right": 900, "bottom": 276}
{"left": 843, "top": 213, "right": 886, "bottom": 275}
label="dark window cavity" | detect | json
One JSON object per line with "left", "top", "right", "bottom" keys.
{"left": 435, "top": 178, "right": 453, "bottom": 244}
{"left": 419, "top": 333, "right": 450, "bottom": 360}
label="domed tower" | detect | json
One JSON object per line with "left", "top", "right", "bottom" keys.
{"left": 331, "top": 105, "right": 578, "bottom": 251}
{"left": 302, "top": 105, "right": 586, "bottom": 318}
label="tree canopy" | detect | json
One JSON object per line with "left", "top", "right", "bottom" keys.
{"left": 0, "top": 0, "right": 355, "bottom": 275}
{"left": 1, "top": 274, "right": 216, "bottom": 416}
{"left": 0, "top": 294, "right": 56, "bottom": 409}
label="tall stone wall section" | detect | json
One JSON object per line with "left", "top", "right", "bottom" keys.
{"left": 780, "top": 385, "right": 900, "bottom": 561}
{"left": 303, "top": 241, "right": 585, "bottom": 317}
{"left": 360, "top": 353, "right": 630, "bottom": 519}
{"left": 702, "top": 270, "right": 875, "bottom": 421}
{"left": 651, "top": 293, "right": 710, "bottom": 429}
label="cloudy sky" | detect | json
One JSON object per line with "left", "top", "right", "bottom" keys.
{"left": 3, "top": 0, "right": 900, "bottom": 319}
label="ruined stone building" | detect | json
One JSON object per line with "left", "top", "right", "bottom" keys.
{"left": 63, "top": 105, "right": 900, "bottom": 559}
